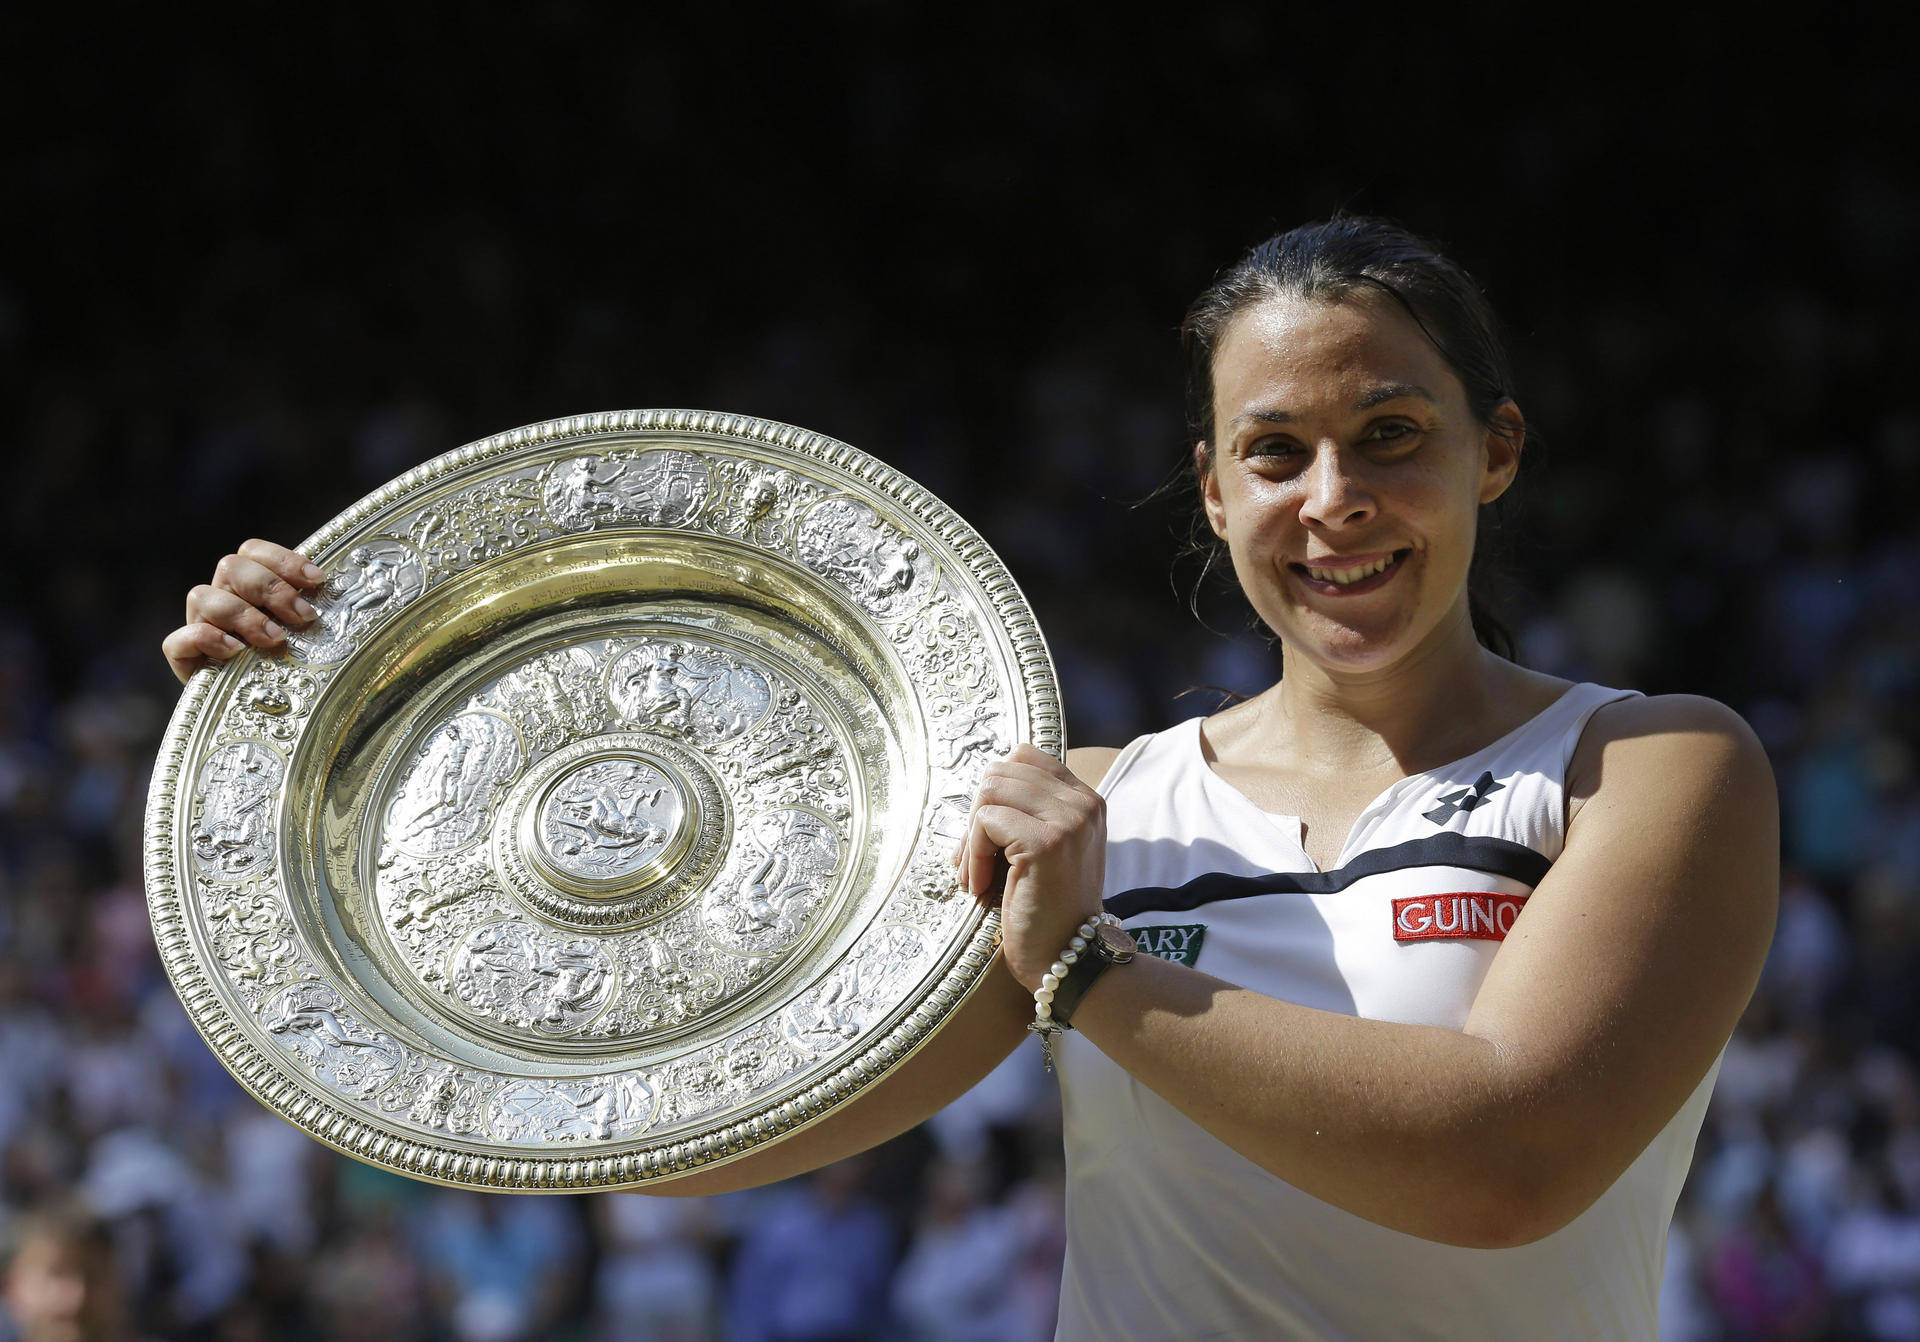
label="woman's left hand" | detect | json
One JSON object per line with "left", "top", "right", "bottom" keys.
{"left": 955, "top": 743, "right": 1107, "bottom": 992}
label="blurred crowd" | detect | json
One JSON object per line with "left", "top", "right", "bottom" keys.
{"left": 6, "top": 13, "right": 1919, "bottom": 1339}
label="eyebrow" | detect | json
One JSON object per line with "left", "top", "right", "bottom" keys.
{"left": 1229, "top": 382, "right": 1438, "bottom": 428}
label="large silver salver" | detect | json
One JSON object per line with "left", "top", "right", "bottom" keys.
{"left": 145, "top": 410, "right": 1060, "bottom": 1191}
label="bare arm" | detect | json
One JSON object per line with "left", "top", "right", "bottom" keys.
{"left": 647, "top": 960, "right": 1032, "bottom": 1195}
{"left": 975, "top": 698, "right": 1778, "bottom": 1248}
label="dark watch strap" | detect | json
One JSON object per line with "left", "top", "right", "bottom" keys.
{"left": 1049, "top": 951, "right": 1116, "bottom": 1030}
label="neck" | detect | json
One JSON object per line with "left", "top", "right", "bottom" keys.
{"left": 1259, "top": 596, "right": 1512, "bottom": 776}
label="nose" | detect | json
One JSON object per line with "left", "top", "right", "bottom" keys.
{"left": 1297, "top": 445, "right": 1377, "bottom": 531}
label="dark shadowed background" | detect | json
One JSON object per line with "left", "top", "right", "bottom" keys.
{"left": 1, "top": 10, "right": 1915, "bottom": 1340}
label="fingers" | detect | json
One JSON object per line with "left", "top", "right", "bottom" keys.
{"left": 948, "top": 745, "right": 1095, "bottom": 898}
{"left": 214, "top": 547, "right": 321, "bottom": 629}
{"left": 980, "top": 764, "right": 1078, "bottom": 816}
{"left": 965, "top": 804, "right": 1046, "bottom": 899}
{"left": 238, "top": 538, "right": 326, "bottom": 588}
{"left": 163, "top": 539, "right": 321, "bottom": 684}
{"left": 187, "top": 583, "right": 292, "bottom": 650}
{"left": 162, "top": 622, "right": 246, "bottom": 684}
{"left": 1003, "top": 741, "right": 1073, "bottom": 781}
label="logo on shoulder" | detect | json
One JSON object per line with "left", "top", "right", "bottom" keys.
{"left": 1129, "top": 924, "right": 1207, "bottom": 967}
{"left": 1422, "top": 770, "right": 1506, "bottom": 825}
{"left": 1393, "top": 893, "right": 1525, "bottom": 944}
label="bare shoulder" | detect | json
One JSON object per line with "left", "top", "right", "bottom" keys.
{"left": 1567, "top": 693, "right": 1776, "bottom": 846}
{"left": 1065, "top": 746, "right": 1124, "bottom": 790}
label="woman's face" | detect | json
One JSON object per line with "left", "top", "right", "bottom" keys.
{"left": 1200, "top": 289, "right": 1520, "bottom": 675}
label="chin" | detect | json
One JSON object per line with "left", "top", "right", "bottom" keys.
{"left": 1277, "top": 612, "right": 1424, "bottom": 674}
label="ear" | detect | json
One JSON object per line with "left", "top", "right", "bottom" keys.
{"left": 1478, "top": 401, "right": 1525, "bottom": 505}
{"left": 1196, "top": 441, "right": 1229, "bottom": 540}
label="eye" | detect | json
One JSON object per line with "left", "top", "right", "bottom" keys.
{"left": 1244, "top": 437, "right": 1302, "bottom": 461}
{"left": 1366, "top": 421, "right": 1422, "bottom": 447}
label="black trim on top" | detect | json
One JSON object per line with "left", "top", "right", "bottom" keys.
{"left": 1104, "top": 833, "right": 1552, "bottom": 921}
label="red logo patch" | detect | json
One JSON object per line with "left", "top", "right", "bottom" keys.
{"left": 1392, "top": 892, "right": 1527, "bottom": 943}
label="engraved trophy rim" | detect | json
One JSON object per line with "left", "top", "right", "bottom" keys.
{"left": 145, "top": 409, "right": 1061, "bottom": 1192}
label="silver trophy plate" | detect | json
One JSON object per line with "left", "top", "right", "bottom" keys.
{"left": 145, "top": 411, "right": 1060, "bottom": 1190}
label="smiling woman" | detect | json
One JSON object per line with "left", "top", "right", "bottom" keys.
{"left": 161, "top": 217, "right": 1778, "bottom": 1342}
{"left": 960, "top": 218, "right": 1777, "bottom": 1340}
{"left": 1183, "top": 219, "right": 1529, "bottom": 668}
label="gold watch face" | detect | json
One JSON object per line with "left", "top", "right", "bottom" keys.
{"left": 145, "top": 410, "right": 1061, "bottom": 1192}
{"left": 1094, "top": 922, "right": 1137, "bottom": 962}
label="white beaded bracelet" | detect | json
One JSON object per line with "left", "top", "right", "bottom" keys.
{"left": 1027, "top": 912, "right": 1120, "bottom": 1072}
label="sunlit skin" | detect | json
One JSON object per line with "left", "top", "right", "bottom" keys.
{"left": 1193, "top": 289, "right": 1563, "bottom": 838}
{"left": 964, "top": 289, "right": 1559, "bottom": 980}
{"left": 1202, "top": 288, "right": 1515, "bottom": 672}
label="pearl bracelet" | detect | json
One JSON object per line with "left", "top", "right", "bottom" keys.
{"left": 1027, "top": 912, "right": 1121, "bottom": 1072}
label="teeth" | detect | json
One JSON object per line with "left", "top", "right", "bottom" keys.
{"left": 1306, "top": 554, "right": 1396, "bottom": 585}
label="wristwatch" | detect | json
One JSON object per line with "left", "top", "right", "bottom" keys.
{"left": 1049, "top": 917, "right": 1137, "bottom": 1029}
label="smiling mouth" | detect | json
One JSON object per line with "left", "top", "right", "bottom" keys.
{"left": 1288, "top": 548, "right": 1412, "bottom": 594}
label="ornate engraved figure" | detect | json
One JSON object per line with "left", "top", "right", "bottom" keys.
{"left": 906, "top": 854, "right": 962, "bottom": 906}
{"left": 477, "top": 646, "right": 606, "bottom": 757}
{"left": 290, "top": 540, "right": 426, "bottom": 664}
{"left": 386, "top": 712, "right": 524, "bottom": 857}
{"left": 199, "top": 877, "right": 304, "bottom": 1002}
{"left": 796, "top": 498, "right": 930, "bottom": 621}
{"left": 900, "top": 586, "right": 1003, "bottom": 710}
{"left": 781, "top": 924, "right": 928, "bottom": 1056}
{"left": 708, "top": 461, "right": 818, "bottom": 548}
{"left": 191, "top": 742, "right": 283, "bottom": 881}
{"left": 538, "top": 757, "right": 684, "bottom": 880}
{"left": 935, "top": 702, "right": 1004, "bottom": 770}
{"left": 574, "top": 932, "right": 722, "bottom": 1035}
{"left": 607, "top": 640, "right": 772, "bottom": 745}
{"left": 543, "top": 450, "right": 711, "bottom": 532}
{"left": 228, "top": 664, "right": 319, "bottom": 742}
{"left": 706, "top": 809, "right": 842, "bottom": 950}
{"left": 627, "top": 450, "right": 711, "bottom": 525}
{"left": 740, "top": 471, "right": 783, "bottom": 526}
{"left": 487, "top": 1073, "right": 654, "bottom": 1144}
{"left": 734, "top": 690, "right": 837, "bottom": 785}
{"left": 543, "top": 455, "right": 631, "bottom": 531}
{"left": 449, "top": 921, "right": 614, "bottom": 1036}
{"left": 407, "top": 473, "right": 546, "bottom": 574}
{"left": 388, "top": 862, "right": 475, "bottom": 932}
{"left": 261, "top": 982, "right": 406, "bottom": 1098}
{"left": 376, "top": 1057, "right": 495, "bottom": 1137}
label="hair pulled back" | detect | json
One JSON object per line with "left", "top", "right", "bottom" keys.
{"left": 1180, "top": 216, "right": 1524, "bottom": 661}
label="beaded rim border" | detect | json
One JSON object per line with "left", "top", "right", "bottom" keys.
{"left": 144, "top": 409, "right": 1060, "bottom": 1191}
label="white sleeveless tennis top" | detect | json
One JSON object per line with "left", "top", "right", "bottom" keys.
{"left": 1054, "top": 681, "right": 1720, "bottom": 1341}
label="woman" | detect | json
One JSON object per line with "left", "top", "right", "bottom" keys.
{"left": 164, "top": 218, "right": 1778, "bottom": 1339}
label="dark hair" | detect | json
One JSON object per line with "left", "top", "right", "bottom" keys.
{"left": 1180, "top": 215, "right": 1525, "bottom": 661}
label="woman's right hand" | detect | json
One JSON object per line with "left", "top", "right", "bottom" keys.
{"left": 162, "top": 539, "right": 327, "bottom": 684}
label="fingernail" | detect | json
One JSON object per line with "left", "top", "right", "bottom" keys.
{"left": 263, "top": 620, "right": 285, "bottom": 642}
{"left": 221, "top": 635, "right": 243, "bottom": 654}
{"left": 301, "top": 563, "right": 325, "bottom": 583}
{"left": 294, "top": 598, "right": 317, "bottom": 623}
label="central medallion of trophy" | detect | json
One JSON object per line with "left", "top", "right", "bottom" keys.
{"left": 493, "top": 730, "right": 732, "bottom": 931}
{"left": 534, "top": 755, "right": 688, "bottom": 885}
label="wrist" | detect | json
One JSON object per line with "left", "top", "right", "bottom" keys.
{"left": 1011, "top": 908, "right": 1108, "bottom": 993}
{"left": 1025, "top": 913, "right": 1136, "bottom": 1071}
